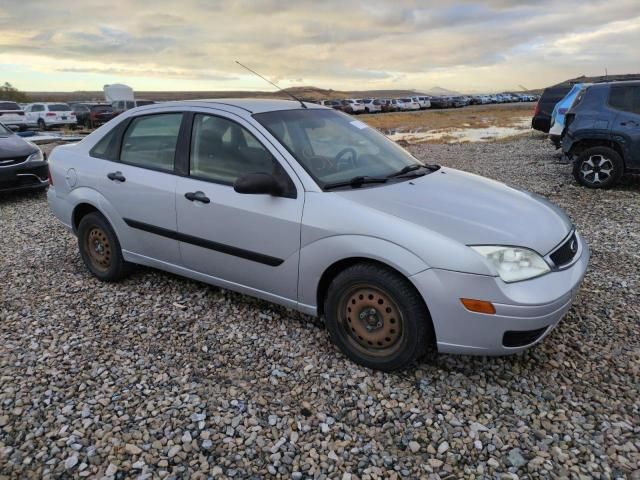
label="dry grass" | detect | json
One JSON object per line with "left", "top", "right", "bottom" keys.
{"left": 360, "top": 103, "right": 533, "bottom": 132}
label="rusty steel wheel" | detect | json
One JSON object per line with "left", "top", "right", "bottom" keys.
{"left": 324, "top": 263, "right": 432, "bottom": 371}
{"left": 85, "top": 226, "right": 112, "bottom": 272}
{"left": 339, "top": 285, "right": 404, "bottom": 357}
{"left": 78, "top": 212, "right": 131, "bottom": 282}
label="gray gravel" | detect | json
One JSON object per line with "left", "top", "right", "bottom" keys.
{"left": 1, "top": 134, "right": 639, "bottom": 479}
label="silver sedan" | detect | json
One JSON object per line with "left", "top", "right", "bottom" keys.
{"left": 47, "top": 99, "right": 589, "bottom": 371}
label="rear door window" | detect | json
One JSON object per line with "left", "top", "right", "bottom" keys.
{"left": 609, "top": 85, "right": 640, "bottom": 114}
{"left": 120, "top": 113, "right": 183, "bottom": 172}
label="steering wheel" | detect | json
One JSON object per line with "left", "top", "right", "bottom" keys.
{"left": 335, "top": 147, "right": 358, "bottom": 170}
{"left": 308, "top": 155, "right": 335, "bottom": 174}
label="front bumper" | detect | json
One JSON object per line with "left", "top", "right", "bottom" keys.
{"left": 410, "top": 232, "right": 590, "bottom": 355}
{"left": 0, "top": 161, "right": 49, "bottom": 193}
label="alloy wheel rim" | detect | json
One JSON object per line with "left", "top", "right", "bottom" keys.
{"left": 580, "top": 155, "right": 613, "bottom": 185}
{"left": 340, "top": 286, "right": 403, "bottom": 357}
{"left": 85, "top": 226, "right": 111, "bottom": 272}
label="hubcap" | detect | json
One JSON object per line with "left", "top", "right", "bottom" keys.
{"left": 580, "top": 155, "right": 613, "bottom": 184}
{"left": 85, "top": 226, "right": 111, "bottom": 272}
{"left": 341, "top": 286, "right": 403, "bottom": 356}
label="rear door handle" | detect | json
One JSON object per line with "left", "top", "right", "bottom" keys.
{"left": 184, "top": 191, "right": 210, "bottom": 204}
{"left": 107, "top": 171, "right": 126, "bottom": 182}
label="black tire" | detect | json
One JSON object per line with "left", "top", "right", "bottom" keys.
{"left": 37, "top": 119, "right": 47, "bottom": 131}
{"left": 572, "top": 146, "right": 624, "bottom": 189}
{"left": 324, "top": 262, "right": 433, "bottom": 371}
{"left": 77, "top": 212, "right": 131, "bottom": 282}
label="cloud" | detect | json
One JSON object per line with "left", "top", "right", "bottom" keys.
{"left": 0, "top": 0, "right": 638, "bottom": 91}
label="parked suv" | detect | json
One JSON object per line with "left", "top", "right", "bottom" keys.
{"left": 25, "top": 103, "right": 77, "bottom": 130}
{"left": 562, "top": 81, "right": 640, "bottom": 188}
{"left": 69, "top": 103, "right": 116, "bottom": 128}
{"left": 47, "top": 99, "right": 588, "bottom": 371}
{"left": 0, "top": 102, "right": 27, "bottom": 131}
{"left": 532, "top": 85, "right": 572, "bottom": 133}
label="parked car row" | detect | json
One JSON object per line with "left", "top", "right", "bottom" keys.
{"left": 318, "top": 93, "right": 537, "bottom": 114}
{"left": 0, "top": 98, "right": 158, "bottom": 131}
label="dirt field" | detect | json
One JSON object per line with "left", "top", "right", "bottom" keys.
{"left": 361, "top": 102, "right": 533, "bottom": 132}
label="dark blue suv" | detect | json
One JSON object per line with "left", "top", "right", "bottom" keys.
{"left": 562, "top": 81, "right": 640, "bottom": 188}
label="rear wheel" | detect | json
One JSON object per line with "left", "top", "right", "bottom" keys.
{"left": 324, "top": 263, "right": 433, "bottom": 371}
{"left": 77, "top": 212, "right": 131, "bottom": 281}
{"left": 37, "top": 118, "right": 47, "bottom": 131}
{"left": 573, "top": 146, "right": 623, "bottom": 189}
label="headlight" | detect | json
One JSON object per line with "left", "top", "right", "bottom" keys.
{"left": 470, "top": 246, "right": 550, "bottom": 283}
{"left": 26, "top": 148, "right": 44, "bottom": 162}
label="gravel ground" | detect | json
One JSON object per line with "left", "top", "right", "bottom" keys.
{"left": 1, "top": 133, "right": 638, "bottom": 479}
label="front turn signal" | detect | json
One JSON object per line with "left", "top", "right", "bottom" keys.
{"left": 460, "top": 298, "right": 496, "bottom": 315}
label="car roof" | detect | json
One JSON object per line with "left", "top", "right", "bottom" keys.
{"left": 160, "top": 98, "right": 324, "bottom": 114}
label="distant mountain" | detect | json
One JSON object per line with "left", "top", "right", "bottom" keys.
{"left": 423, "top": 86, "right": 460, "bottom": 96}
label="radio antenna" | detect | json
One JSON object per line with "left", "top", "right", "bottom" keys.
{"left": 235, "top": 60, "right": 307, "bottom": 109}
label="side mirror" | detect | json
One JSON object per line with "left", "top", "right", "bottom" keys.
{"left": 234, "top": 173, "right": 283, "bottom": 196}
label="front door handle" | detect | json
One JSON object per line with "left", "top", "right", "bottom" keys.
{"left": 107, "top": 171, "right": 126, "bottom": 182}
{"left": 184, "top": 191, "right": 210, "bottom": 204}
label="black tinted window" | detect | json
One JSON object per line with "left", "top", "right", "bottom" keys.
{"left": 0, "top": 102, "right": 20, "bottom": 110}
{"left": 91, "top": 105, "right": 113, "bottom": 113}
{"left": 48, "top": 104, "right": 72, "bottom": 112}
{"left": 190, "top": 114, "right": 278, "bottom": 184}
{"left": 121, "top": 113, "right": 183, "bottom": 172}
{"left": 609, "top": 85, "right": 640, "bottom": 114}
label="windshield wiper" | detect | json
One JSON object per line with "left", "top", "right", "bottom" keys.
{"left": 324, "top": 176, "right": 388, "bottom": 190}
{"left": 387, "top": 163, "right": 438, "bottom": 179}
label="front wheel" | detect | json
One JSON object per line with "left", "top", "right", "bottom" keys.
{"left": 77, "top": 212, "right": 132, "bottom": 282}
{"left": 324, "top": 263, "right": 433, "bottom": 371}
{"left": 572, "top": 146, "right": 623, "bottom": 188}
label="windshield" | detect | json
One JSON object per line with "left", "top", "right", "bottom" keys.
{"left": 254, "top": 109, "right": 424, "bottom": 187}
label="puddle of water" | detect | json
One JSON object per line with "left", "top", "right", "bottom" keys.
{"left": 387, "top": 117, "right": 531, "bottom": 144}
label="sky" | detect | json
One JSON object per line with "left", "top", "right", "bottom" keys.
{"left": 0, "top": 0, "right": 638, "bottom": 93}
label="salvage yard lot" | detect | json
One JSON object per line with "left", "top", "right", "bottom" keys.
{"left": 1, "top": 133, "right": 639, "bottom": 479}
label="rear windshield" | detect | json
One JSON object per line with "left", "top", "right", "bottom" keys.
{"left": 0, "top": 102, "right": 20, "bottom": 110}
{"left": 91, "top": 105, "right": 113, "bottom": 113}
{"left": 48, "top": 104, "right": 72, "bottom": 112}
{"left": 400, "top": 98, "right": 411, "bottom": 102}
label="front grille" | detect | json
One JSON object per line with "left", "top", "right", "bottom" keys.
{"left": 0, "top": 156, "right": 28, "bottom": 167}
{"left": 503, "top": 327, "right": 548, "bottom": 348}
{"left": 550, "top": 232, "right": 578, "bottom": 268}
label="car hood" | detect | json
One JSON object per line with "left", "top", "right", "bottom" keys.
{"left": 0, "top": 134, "right": 37, "bottom": 159}
{"left": 336, "top": 167, "right": 572, "bottom": 255}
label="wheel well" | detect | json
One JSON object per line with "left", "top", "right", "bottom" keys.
{"left": 570, "top": 139, "right": 625, "bottom": 164}
{"left": 316, "top": 258, "right": 415, "bottom": 316}
{"left": 72, "top": 203, "right": 99, "bottom": 232}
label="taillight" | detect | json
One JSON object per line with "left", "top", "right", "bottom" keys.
{"left": 46, "top": 112, "right": 56, "bottom": 116}
{"left": 533, "top": 101, "right": 541, "bottom": 116}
